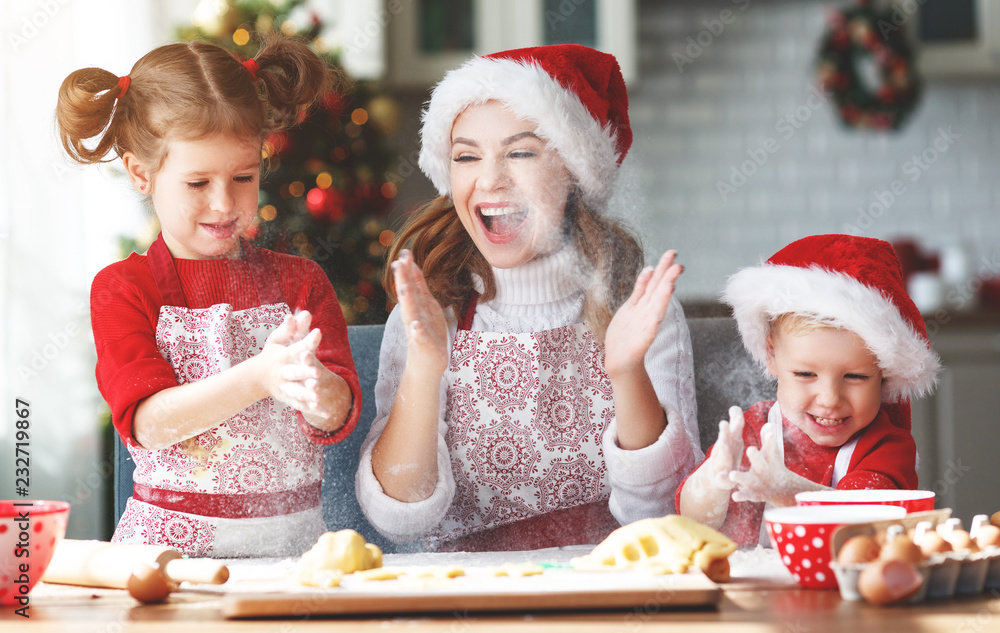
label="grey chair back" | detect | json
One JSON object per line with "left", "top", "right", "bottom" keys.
{"left": 687, "top": 317, "right": 776, "bottom": 449}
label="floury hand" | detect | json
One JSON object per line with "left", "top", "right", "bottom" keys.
{"left": 392, "top": 249, "right": 449, "bottom": 378}
{"left": 728, "top": 420, "right": 827, "bottom": 507}
{"left": 707, "top": 406, "right": 745, "bottom": 491}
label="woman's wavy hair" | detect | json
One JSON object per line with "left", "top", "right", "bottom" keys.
{"left": 56, "top": 32, "right": 339, "bottom": 175}
{"left": 383, "top": 190, "right": 644, "bottom": 344}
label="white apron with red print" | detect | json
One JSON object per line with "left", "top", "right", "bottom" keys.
{"left": 112, "top": 236, "right": 326, "bottom": 558}
{"left": 431, "top": 298, "right": 616, "bottom": 547}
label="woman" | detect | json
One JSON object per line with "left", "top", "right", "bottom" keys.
{"left": 356, "top": 44, "right": 702, "bottom": 551}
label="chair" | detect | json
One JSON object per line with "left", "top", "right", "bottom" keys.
{"left": 113, "top": 317, "right": 774, "bottom": 549}
{"left": 320, "top": 325, "right": 394, "bottom": 550}
{"left": 687, "top": 317, "right": 776, "bottom": 449}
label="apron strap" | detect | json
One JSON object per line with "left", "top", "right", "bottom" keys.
{"left": 146, "top": 234, "right": 283, "bottom": 308}
{"left": 458, "top": 291, "right": 479, "bottom": 331}
{"left": 147, "top": 234, "right": 187, "bottom": 307}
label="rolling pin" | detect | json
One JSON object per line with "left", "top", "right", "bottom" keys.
{"left": 41, "top": 539, "right": 229, "bottom": 601}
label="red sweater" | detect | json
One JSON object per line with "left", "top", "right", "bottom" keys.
{"left": 91, "top": 245, "right": 361, "bottom": 448}
{"left": 676, "top": 401, "right": 918, "bottom": 547}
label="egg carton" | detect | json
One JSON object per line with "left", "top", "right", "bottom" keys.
{"left": 829, "top": 510, "right": 1000, "bottom": 604}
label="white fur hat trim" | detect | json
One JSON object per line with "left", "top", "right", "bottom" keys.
{"left": 418, "top": 56, "right": 621, "bottom": 208}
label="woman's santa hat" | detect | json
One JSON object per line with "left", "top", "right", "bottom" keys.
{"left": 723, "top": 234, "right": 940, "bottom": 402}
{"left": 418, "top": 44, "right": 631, "bottom": 209}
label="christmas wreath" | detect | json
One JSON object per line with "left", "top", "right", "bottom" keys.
{"left": 816, "top": 0, "right": 921, "bottom": 130}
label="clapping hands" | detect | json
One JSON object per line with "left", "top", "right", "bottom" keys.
{"left": 260, "top": 310, "right": 334, "bottom": 418}
{"left": 391, "top": 249, "right": 449, "bottom": 377}
{"left": 604, "top": 250, "right": 682, "bottom": 378}
{"left": 705, "top": 406, "right": 745, "bottom": 491}
{"left": 728, "top": 420, "right": 805, "bottom": 507}
{"left": 710, "top": 412, "right": 812, "bottom": 508}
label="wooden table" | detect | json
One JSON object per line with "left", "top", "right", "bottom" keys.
{"left": 7, "top": 585, "right": 999, "bottom": 633}
{"left": 5, "top": 549, "right": 999, "bottom": 632}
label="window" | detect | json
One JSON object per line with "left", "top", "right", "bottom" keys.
{"left": 385, "top": 0, "right": 636, "bottom": 87}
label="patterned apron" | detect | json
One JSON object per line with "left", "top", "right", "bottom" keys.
{"left": 112, "top": 236, "right": 326, "bottom": 558}
{"left": 753, "top": 403, "right": 859, "bottom": 545}
{"left": 431, "top": 295, "right": 621, "bottom": 551}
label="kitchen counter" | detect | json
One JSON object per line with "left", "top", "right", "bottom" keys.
{"left": 6, "top": 548, "right": 998, "bottom": 632}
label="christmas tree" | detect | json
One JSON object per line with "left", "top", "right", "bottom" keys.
{"left": 177, "top": 0, "right": 401, "bottom": 324}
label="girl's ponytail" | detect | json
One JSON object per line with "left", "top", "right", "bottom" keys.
{"left": 56, "top": 68, "right": 127, "bottom": 164}
{"left": 251, "top": 32, "right": 341, "bottom": 129}
{"left": 54, "top": 34, "right": 344, "bottom": 175}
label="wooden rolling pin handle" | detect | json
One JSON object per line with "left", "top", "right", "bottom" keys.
{"left": 161, "top": 558, "right": 230, "bottom": 585}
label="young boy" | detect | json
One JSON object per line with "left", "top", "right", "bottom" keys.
{"left": 677, "top": 234, "right": 940, "bottom": 547}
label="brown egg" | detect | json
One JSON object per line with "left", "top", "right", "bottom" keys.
{"left": 857, "top": 558, "right": 924, "bottom": 605}
{"left": 916, "top": 531, "right": 953, "bottom": 557}
{"left": 991, "top": 511, "right": 1000, "bottom": 528}
{"left": 880, "top": 533, "right": 924, "bottom": 564}
{"left": 127, "top": 563, "right": 175, "bottom": 603}
{"left": 942, "top": 529, "right": 979, "bottom": 553}
{"left": 838, "top": 535, "right": 881, "bottom": 564}
{"left": 975, "top": 524, "right": 1000, "bottom": 549}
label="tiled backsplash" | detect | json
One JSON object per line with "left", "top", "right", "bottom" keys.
{"left": 630, "top": 0, "right": 999, "bottom": 303}
{"left": 388, "top": 0, "right": 1000, "bottom": 305}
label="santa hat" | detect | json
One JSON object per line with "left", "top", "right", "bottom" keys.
{"left": 418, "top": 44, "right": 631, "bottom": 209}
{"left": 723, "top": 234, "right": 940, "bottom": 402}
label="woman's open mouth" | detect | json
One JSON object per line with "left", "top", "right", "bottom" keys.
{"left": 477, "top": 205, "right": 528, "bottom": 238}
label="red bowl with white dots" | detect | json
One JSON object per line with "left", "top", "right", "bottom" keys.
{"left": 795, "top": 489, "right": 935, "bottom": 514}
{"left": 0, "top": 500, "right": 70, "bottom": 606}
{"left": 764, "top": 505, "right": 906, "bottom": 589}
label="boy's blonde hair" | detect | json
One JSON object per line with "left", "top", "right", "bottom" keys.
{"left": 769, "top": 313, "right": 886, "bottom": 378}
{"left": 56, "top": 34, "right": 338, "bottom": 177}
{"left": 769, "top": 313, "right": 838, "bottom": 338}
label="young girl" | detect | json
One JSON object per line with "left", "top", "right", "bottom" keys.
{"left": 355, "top": 44, "right": 703, "bottom": 551}
{"left": 57, "top": 35, "right": 362, "bottom": 557}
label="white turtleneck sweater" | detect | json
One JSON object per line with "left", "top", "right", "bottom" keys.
{"left": 355, "top": 248, "right": 703, "bottom": 546}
